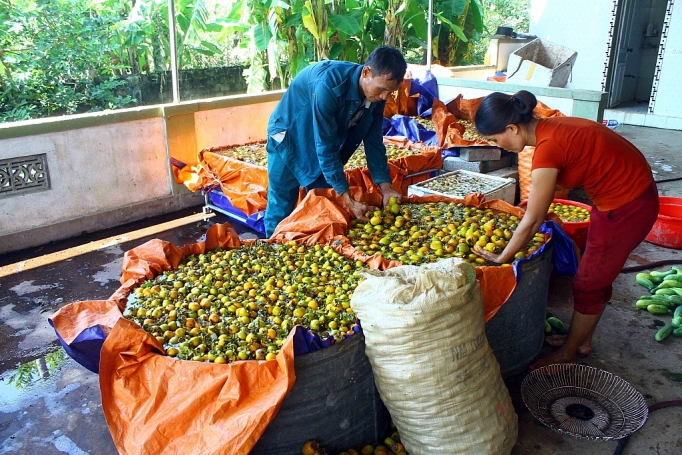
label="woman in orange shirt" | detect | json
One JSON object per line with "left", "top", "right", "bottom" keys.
{"left": 474, "top": 90, "right": 658, "bottom": 368}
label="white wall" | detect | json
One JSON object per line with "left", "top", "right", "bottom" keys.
{"left": 0, "top": 118, "right": 170, "bottom": 237}
{"left": 438, "top": 85, "right": 574, "bottom": 116}
{"left": 652, "top": 3, "right": 682, "bottom": 117}
{"left": 529, "top": 0, "right": 615, "bottom": 91}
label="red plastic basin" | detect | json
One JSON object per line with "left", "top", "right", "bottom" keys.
{"left": 519, "top": 198, "right": 592, "bottom": 250}
{"left": 645, "top": 196, "right": 682, "bottom": 249}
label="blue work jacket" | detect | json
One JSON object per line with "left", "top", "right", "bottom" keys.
{"left": 267, "top": 60, "right": 391, "bottom": 195}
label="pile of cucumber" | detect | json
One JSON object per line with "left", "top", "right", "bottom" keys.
{"left": 635, "top": 266, "right": 682, "bottom": 342}
{"left": 544, "top": 314, "right": 567, "bottom": 335}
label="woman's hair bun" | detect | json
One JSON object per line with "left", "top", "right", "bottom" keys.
{"left": 511, "top": 90, "right": 537, "bottom": 116}
{"left": 474, "top": 90, "right": 538, "bottom": 135}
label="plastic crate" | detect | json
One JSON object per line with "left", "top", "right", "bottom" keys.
{"left": 205, "top": 190, "right": 266, "bottom": 235}
{"left": 407, "top": 169, "right": 516, "bottom": 204}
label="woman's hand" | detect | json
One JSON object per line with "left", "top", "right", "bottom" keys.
{"left": 473, "top": 245, "right": 503, "bottom": 264}
{"left": 476, "top": 168, "right": 559, "bottom": 264}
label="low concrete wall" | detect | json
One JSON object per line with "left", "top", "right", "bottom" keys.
{"left": 437, "top": 77, "right": 608, "bottom": 121}
{"left": 1, "top": 117, "right": 171, "bottom": 232}
{"left": 0, "top": 92, "right": 283, "bottom": 255}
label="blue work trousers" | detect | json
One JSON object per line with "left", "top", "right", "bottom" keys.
{"left": 264, "top": 143, "right": 332, "bottom": 237}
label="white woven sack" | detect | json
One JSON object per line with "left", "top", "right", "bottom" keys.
{"left": 351, "top": 258, "right": 517, "bottom": 455}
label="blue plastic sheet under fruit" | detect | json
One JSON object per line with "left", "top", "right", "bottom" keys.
{"left": 49, "top": 319, "right": 106, "bottom": 374}
{"left": 51, "top": 315, "right": 354, "bottom": 374}
{"left": 381, "top": 68, "right": 439, "bottom": 145}
{"left": 382, "top": 114, "right": 440, "bottom": 146}
{"left": 208, "top": 190, "right": 266, "bottom": 235}
{"left": 514, "top": 220, "right": 579, "bottom": 281}
{"left": 292, "top": 325, "right": 361, "bottom": 356}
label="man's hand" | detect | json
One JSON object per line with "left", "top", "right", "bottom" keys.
{"left": 379, "top": 182, "right": 401, "bottom": 207}
{"left": 341, "top": 191, "right": 377, "bottom": 221}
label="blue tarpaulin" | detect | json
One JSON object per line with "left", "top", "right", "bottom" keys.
{"left": 51, "top": 314, "right": 359, "bottom": 374}
{"left": 208, "top": 190, "right": 266, "bottom": 235}
{"left": 382, "top": 114, "right": 439, "bottom": 146}
{"left": 408, "top": 66, "right": 439, "bottom": 117}
{"left": 513, "top": 220, "right": 579, "bottom": 281}
{"left": 382, "top": 67, "right": 450, "bottom": 149}
{"left": 292, "top": 325, "right": 361, "bottom": 356}
{"left": 49, "top": 318, "right": 106, "bottom": 373}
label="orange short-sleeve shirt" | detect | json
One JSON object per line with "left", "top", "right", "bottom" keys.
{"left": 532, "top": 117, "right": 653, "bottom": 211}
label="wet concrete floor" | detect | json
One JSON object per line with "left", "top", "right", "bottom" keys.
{"left": 1, "top": 124, "right": 681, "bottom": 454}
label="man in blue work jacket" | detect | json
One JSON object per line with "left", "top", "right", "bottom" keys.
{"left": 264, "top": 46, "right": 407, "bottom": 237}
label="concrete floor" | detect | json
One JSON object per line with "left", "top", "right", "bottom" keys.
{"left": 1, "top": 124, "right": 681, "bottom": 455}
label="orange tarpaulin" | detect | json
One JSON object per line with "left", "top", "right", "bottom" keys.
{"left": 185, "top": 143, "right": 270, "bottom": 216}
{"left": 383, "top": 72, "right": 419, "bottom": 118}
{"left": 50, "top": 188, "right": 553, "bottom": 453}
{"left": 100, "top": 318, "right": 296, "bottom": 455}
{"left": 433, "top": 95, "right": 565, "bottom": 149}
{"left": 384, "top": 138, "right": 442, "bottom": 195}
{"left": 50, "top": 223, "right": 298, "bottom": 455}
{"left": 345, "top": 137, "right": 443, "bottom": 196}
{"left": 187, "top": 139, "right": 442, "bottom": 215}
{"left": 171, "top": 162, "right": 199, "bottom": 185}
{"left": 51, "top": 218, "right": 421, "bottom": 455}
{"left": 272, "top": 188, "right": 537, "bottom": 323}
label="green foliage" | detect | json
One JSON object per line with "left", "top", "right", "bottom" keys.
{"left": 1, "top": 0, "right": 137, "bottom": 122}
{"left": 118, "top": 0, "right": 226, "bottom": 71}
{"left": 1, "top": 0, "right": 531, "bottom": 120}
{"left": 431, "top": 0, "right": 485, "bottom": 65}
{"left": 470, "top": 0, "right": 531, "bottom": 64}
{"left": 231, "top": 0, "right": 488, "bottom": 91}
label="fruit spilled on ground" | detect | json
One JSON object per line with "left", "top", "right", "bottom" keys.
{"left": 304, "top": 429, "right": 407, "bottom": 455}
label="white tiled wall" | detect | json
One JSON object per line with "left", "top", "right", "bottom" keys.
{"left": 529, "top": 0, "right": 613, "bottom": 91}
{"left": 529, "top": 0, "right": 681, "bottom": 121}
{"left": 652, "top": 0, "right": 682, "bottom": 118}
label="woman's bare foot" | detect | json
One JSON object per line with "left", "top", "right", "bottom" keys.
{"left": 534, "top": 311, "right": 603, "bottom": 370}
{"left": 545, "top": 334, "right": 566, "bottom": 347}
{"left": 530, "top": 348, "right": 578, "bottom": 369}
{"left": 544, "top": 334, "right": 592, "bottom": 355}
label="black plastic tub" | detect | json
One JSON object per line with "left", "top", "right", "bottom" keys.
{"left": 250, "top": 330, "right": 390, "bottom": 455}
{"left": 485, "top": 243, "right": 554, "bottom": 378}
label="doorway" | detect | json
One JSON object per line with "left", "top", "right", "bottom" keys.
{"left": 608, "top": 0, "right": 669, "bottom": 109}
